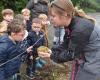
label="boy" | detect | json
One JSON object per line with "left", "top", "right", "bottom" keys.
{"left": 26, "top": 18, "right": 47, "bottom": 79}
{"left": 1, "top": 9, "right": 14, "bottom": 32}
{"left": 21, "top": 8, "right": 32, "bottom": 32}
{"left": 0, "top": 19, "right": 32, "bottom": 80}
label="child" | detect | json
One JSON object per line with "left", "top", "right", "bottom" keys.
{"left": 1, "top": 9, "right": 14, "bottom": 32}
{"left": 21, "top": 8, "right": 32, "bottom": 32}
{"left": 14, "top": 14, "right": 26, "bottom": 25}
{"left": 0, "top": 22, "right": 7, "bottom": 36}
{"left": 38, "top": 14, "right": 49, "bottom": 46}
{"left": 0, "top": 19, "right": 32, "bottom": 80}
{"left": 26, "top": 18, "right": 47, "bottom": 79}
{"left": 53, "top": 26, "right": 65, "bottom": 45}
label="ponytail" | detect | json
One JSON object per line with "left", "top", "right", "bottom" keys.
{"left": 74, "top": 7, "right": 95, "bottom": 23}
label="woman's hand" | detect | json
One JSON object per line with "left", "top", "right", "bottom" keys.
{"left": 38, "top": 52, "right": 51, "bottom": 58}
{"left": 38, "top": 49, "right": 52, "bottom": 58}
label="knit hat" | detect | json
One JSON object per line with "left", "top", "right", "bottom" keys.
{"left": 51, "top": 0, "right": 75, "bottom": 15}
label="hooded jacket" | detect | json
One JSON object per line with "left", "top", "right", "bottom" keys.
{"left": 0, "top": 34, "right": 26, "bottom": 79}
{"left": 27, "top": 31, "right": 46, "bottom": 56}
{"left": 26, "top": 0, "right": 48, "bottom": 19}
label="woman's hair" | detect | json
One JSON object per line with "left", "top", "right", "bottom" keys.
{"left": 7, "top": 19, "right": 25, "bottom": 35}
{"left": 50, "top": 0, "right": 95, "bottom": 23}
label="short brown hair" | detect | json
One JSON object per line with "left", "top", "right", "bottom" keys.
{"left": 7, "top": 19, "right": 26, "bottom": 35}
{"left": 32, "top": 18, "right": 41, "bottom": 24}
{"left": 2, "top": 9, "right": 14, "bottom": 16}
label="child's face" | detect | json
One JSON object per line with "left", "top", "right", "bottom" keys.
{"left": 23, "top": 12, "right": 30, "bottom": 20}
{"left": 3, "top": 14, "right": 13, "bottom": 22}
{"left": 32, "top": 23, "right": 42, "bottom": 32}
{"left": 12, "top": 29, "right": 25, "bottom": 41}
{"left": 41, "top": 19, "right": 48, "bottom": 25}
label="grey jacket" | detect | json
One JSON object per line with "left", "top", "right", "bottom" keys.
{"left": 51, "top": 16, "right": 100, "bottom": 80}
{"left": 26, "top": 0, "right": 48, "bottom": 19}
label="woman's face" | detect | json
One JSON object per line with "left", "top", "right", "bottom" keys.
{"left": 50, "top": 10, "right": 62, "bottom": 26}
{"left": 50, "top": 9, "right": 71, "bottom": 27}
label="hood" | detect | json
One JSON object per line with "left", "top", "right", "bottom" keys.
{"left": 0, "top": 34, "right": 14, "bottom": 44}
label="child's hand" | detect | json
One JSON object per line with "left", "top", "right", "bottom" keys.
{"left": 38, "top": 52, "right": 51, "bottom": 58}
{"left": 26, "top": 46, "right": 33, "bottom": 53}
{"left": 42, "top": 21, "right": 48, "bottom": 25}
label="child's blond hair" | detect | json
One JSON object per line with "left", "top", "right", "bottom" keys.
{"left": 38, "top": 14, "right": 48, "bottom": 46}
{"left": 38, "top": 14, "right": 48, "bottom": 20}
{"left": 2, "top": 9, "right": 14, "bottom": 17}
{"left": 0, "top": 22, "right": 7, "bottom": 36}
{"left": 21, "top": 8, "right": 30, "bottom": 15}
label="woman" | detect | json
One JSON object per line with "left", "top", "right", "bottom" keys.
{"left": 38, "top": 0, "right": 100, "bottom": 80}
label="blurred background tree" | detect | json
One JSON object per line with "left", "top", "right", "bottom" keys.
{"left": 71, "top": 0, "right": 100, "bottom": 12}
{"left": 0, "top": 0, "right": 100, "bottom": 21}
{"left": 0, "top": 0, "right": 28, "bottom": 21}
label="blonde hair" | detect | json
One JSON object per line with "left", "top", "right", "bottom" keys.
{"left": 38, "top": 14, "right": 48, "bottom": 20}
{"left": 0, "top": 22, "right": 7, "bottom": 36}
{"left": 21, "top": 8, "right": 30, "bottom": 14}
{"left": 74, "top": 7, "right": 95, "bottom": 23}
{"left": 2, "top": 9, "right": 14, "bottom": 16}
{"left": 50, "top": 0, "right": 95, "bottom": 23}
{"left": 38, "top": 14, "right": 48, "bottom": 46}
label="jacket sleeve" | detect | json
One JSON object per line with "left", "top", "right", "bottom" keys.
{"left": 0, "top": 45, "right": 7, "bottom": 80}
{"left": 50, "top": 23, "right": 94, "bottom": 63}
{"left": 26, "top": 0, "right": 34, "bottom": 9}
{"left": 50, "top": 45, "right": 74, "bottom": 63}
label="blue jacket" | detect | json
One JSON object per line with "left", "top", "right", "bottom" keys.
{"left": 26, "top": 20, "right": 32, "bottom": 32}
{"left": 27, "top": 31, "right": 46, "bottom": 56}
{"left": 0, "top": 34, "right": 26, "bottom": 79}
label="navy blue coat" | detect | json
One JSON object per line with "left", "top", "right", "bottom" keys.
{"left": 0, "top": 34, "right": 26, "bottom": 80}
{"left": 26, "top": 20, "right": 32, "bottom": 32}
{"left": 27, "top": 31, "right": 46, "bottom": 56}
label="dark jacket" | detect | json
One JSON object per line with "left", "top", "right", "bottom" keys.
{"left": 26, "top": 20, "right": 32, "bottom": 32}
{"left": 51, "top": 16, "right": 100, "bottom": 80}
{"left": 26, "top": 0, "right": 48, "bottom": 19}
{"left": 0, "top": 34, "right": 26, "bottom": 79}
{"left": 27, "top": 31, "right": 46, "bottom": 56}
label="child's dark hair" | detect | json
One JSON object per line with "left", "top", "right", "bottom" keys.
{"left": 7, "top": 19, "right": 26, "bottom": 35}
